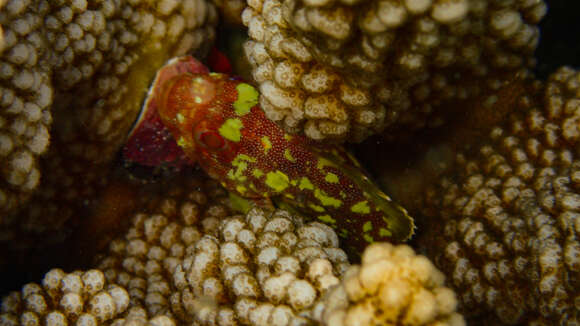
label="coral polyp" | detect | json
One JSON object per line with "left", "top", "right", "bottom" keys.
{"left": 1, "top": 1, "right": 578, "bottom": 325}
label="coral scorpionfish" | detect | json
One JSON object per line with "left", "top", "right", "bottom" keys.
{"left": 124, "top": 56, "right": 414, "bottom": 255}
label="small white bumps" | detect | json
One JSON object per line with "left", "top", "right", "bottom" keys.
{"left": 170, "top": 207, "right": 348, "bottom": 325}
{"left": 0, "top": 269, "right": 131, "bottom": 325}
{"left": 431, "top": 0, "right": 468, "bottom": 23}
{"left": 420, "top": 67, "right": 580, "bottom": 325}
{"left": 287, "top": 279, "right": 316, "bottom": 310}
{"left": 0, "top": 0, "right": 218, "bottom": 235}
{"left": 0, "top": 7, "right": 52, "bottom": 213}
{"left": 242, "top": 0, "right": 545, "bottom": 141}
{"left": 313, "top": 243, "right": 463, "bottom": 326}
{"left": 90, "top": 178, "right": 230, "bottom": 322}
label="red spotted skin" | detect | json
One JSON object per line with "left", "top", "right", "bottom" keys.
{"left": 156, "top": 66, "right": 414, "bottom": 255}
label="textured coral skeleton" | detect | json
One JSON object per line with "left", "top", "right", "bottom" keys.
{"left": 242, "top": 0, "right": 546, "bottom": 141}
{"left": 1, "top": 175, "right": 463, "bottom": 326}
{"left": 0, "top": 0, "right": 217, "bottom": 251}
{"left": 415, "top": 66, "right": 580, "bottom": 325}
{"left": 311, "top": 243, "right": 464, "bottom": 326}
{"left": 0, "top": 269, "right": 138, "bottom": 326}
{"left": 93, "top": 176, "right": 352, "bottom": 325}
{"left": 1, "top": 0, "right": 579, "bottom": 326}
{"left": 0, "top": 1, "right": 52, "bottom": 213}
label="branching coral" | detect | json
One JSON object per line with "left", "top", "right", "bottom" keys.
{"left": 170, "top": 207, "right": 349, "bottom": 325}
{"left": 1, "top": 2, "right": 577, "bottom": 326}
{"left": 0, "top": 268, "right": 140, "bottom": 325}
{"left": 311, "top": 242, "right": 464, "bottom": 326}
{"left": 0, "top": 267, "right": 179, "bottom": 325}
{"left": 89, "top": 173, "right": 453, "bottom": 326}
{"left": 84, "top": 170, "right": 352, "bottom": 326}
{"left": 0, "top": 0, "right": 218, "bottom": 249}
{"left": 242, "top": 0, "right": 546, "bottom": 141}
{"left": 94, "top": 177, "right": 350, "bottom": 326}
{"left": 94, "top": 175, "right": 231, "bottom": 319}
{"left": 2, "top": 169, "right": 464, "bottom": 326}
{"left": 0, "top": 1, "right": 53, "bottom": 213}
{"left": 418, "top": 66, "right": 580, "bottom": 325}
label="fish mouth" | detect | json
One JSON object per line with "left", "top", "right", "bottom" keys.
{"left": 123, "top": 56, "right": 210, "bottom": 168}
{"left": 128, "top": 56, "right": 210, "bottom": 139}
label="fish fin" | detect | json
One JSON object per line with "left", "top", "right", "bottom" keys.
{"left": 228, "top": 192, "right": 254, "bottom": 214}
{"left": 272, "top": 197, "right": 309, "bottom": 220}
{"left": 208, "top": 47, "right": 232, "bottom": 74}
{"left": 123, "top": 106, "right": 194, "bottom": 168}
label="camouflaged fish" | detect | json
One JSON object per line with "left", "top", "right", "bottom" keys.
{"left": 124, "top": 55, "right": 414, "bottom": 254}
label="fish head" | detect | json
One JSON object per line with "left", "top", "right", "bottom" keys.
{"left": 123, "top": 56, "right": 209, "bottom": 168}
{"left": 156, "top": 72, "right": 244, "bottom": 168}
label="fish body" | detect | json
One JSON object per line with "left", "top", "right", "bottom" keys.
{"left": 126, "top": 56, "right": 414, "bottom": 254}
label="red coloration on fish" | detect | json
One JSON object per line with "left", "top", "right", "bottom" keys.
{"left": 123, "top": 56, "right": 208, "bottom": 168}
{"left": 125, "top": 56, "right": 414, "bottom": 256}
{"left": 207, "top": 47, "right": 232, "bottom": 74}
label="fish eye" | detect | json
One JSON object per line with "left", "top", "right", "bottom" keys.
{"left": 193, "top": 121, "right": 227, "bottom": 151}
{"left": 198, "top": 131, "right": 225, "bottom": 150}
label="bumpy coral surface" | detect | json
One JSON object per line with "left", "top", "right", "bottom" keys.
{"left": 242, "top": 0, "right": 546, "bottom": 141}
{"left": 3, "top": 171, "right": 463, "bottom": 326}
{"left": 0, "top": 268, "right": 178, "bottom": 326}
{"left": 0, "top": 268, "right": 140, "bottom": 325}
{"left": 419, "top": 67, "right": 580, "bottom": 325}
{"left": 171, "top": 207, "right": 349, "bottom": 325}
{"left": 0, "top": 1, "right": 53, "bottom": 213}
{"left": 311, "top": 242, "right": 464, "bottom": 326}
{"left": 93, "top": 172, "right": 350, "bottom": 326}
{"left": 94, "top": 175, "right": 231, "bottom": 319}
{"left": 0, "top": 0, "right": 217, "bottom": 248}
{"left": 2, "top": 2, "right": 577, "bottom": 326}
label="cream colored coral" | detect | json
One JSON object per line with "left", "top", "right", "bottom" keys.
{"left": 0, "top": 269, "right": 133, "bottom": 325}
{"left": 0, "top": 0, "right": 217, "bottom": 252}
{"left": 311, "top": 242, "right": 464, "bottom": 326}
{"left": 242, "top": 0, "right": 546, "bottom": 141}
{"left": 109, "top": 307, "right": 177, "bottom": 326}
{"left": 92, "top": 179, "right": 348, "bottom": 326}
{"left": 170, "top": 207, "right": 349, "bottom": 325}
{"left": 0, "top": 1, "right": 52, "bottom": 214}
{"left": 420, "top": 67, "right": 580, "bottom": 325}
{"left": 95, "top": 177, "right": 230, "bottom": 319}
{"left": 1, "top": 282, "right": 176, "bottom": 326}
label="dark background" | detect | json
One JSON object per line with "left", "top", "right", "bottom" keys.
{"left": 535, "top": 0, "right": 580, "bottom": 78}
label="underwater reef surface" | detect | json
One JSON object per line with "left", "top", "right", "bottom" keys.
{"left": 0, "top": 0, "right": 579, "bottom": 325}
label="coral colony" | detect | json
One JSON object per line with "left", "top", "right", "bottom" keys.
{"left": 1, "top": 1, "right": 577, "bottom": 325}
